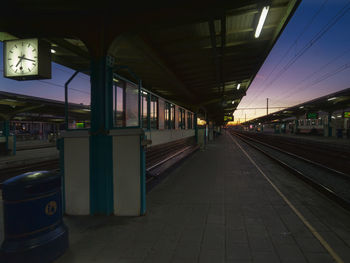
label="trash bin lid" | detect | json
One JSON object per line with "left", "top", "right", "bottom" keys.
{"left": 2, "top": 171, "right": 61, "bottom": 201}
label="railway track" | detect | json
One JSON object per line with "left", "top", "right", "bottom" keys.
{"left": 230, "top": 131, "right": 350, "bottom": 211}
{"left": 237, "top": 131, "right": 350, "bottom": 174}
{"left": 0, "top": 159, "right": 59, "bottom": 188}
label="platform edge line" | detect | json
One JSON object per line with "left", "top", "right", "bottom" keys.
{"left": 229, "top": 133, "right": 344, "bottom": 263}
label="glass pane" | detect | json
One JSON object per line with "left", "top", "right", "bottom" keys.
{"left": 158, "top": 99, "right": 165, "bottom": 129}
{"left": 141, "top": 92, "right": 148, "bottom": 129}
{"left": 114, "top": 84, "right": 125, "bottom": 127}
{"left": 125, "top": 82, "right": 139, "bottom": 127}
{"left": 170, "top": 105, "right": 175, "bottom": 129}
{"left": 67, "top": 72, "right": 91, "bottom": 130}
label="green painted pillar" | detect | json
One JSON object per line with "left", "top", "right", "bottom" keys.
{"left": 89, "top": 56, "right": 114, "bottom": 215}
{"left": 4, "top": 120, "right": 10, "bottom": 153}
{"left": 194, "top": 113, "right": 198, "bottom": 144}
{"left": 328, "top": 114, "right": 332, "bottom": 137}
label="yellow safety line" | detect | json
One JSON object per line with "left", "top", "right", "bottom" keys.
{"left": 229, "top": 133, "right": 344, "bottom": 263}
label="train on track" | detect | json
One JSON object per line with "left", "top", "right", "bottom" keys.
{"left": 243, "top": 108, "right": 350, "bottom": 138}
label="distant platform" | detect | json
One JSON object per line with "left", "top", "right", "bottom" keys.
{"left": 0, "top": 147, "right": 58, "bottom": 170}
{"left": 51, "top": 132, "right": 350, "bottom": 263}
{"left": 16, "top": 140, "right": 56, "bottom": 151}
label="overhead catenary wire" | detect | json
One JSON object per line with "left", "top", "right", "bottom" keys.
{"left": 245, "top": 0, "right": 350, "bottom": 111}
{"left": 0, "top": 67, "right": 91, "bottom": 95}
{"left": 243, "top": 0, "right": 330, "bottom": 108}
{"left": 272, "top": 46, "right": 350, "bottom": 105}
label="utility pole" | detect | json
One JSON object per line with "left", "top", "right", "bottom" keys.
{"left": 266, "top": 98, "right": 269, "bottom": 115}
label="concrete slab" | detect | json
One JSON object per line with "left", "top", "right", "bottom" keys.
{"left": 2, "top": 132, "right": 348, "bottom": 263}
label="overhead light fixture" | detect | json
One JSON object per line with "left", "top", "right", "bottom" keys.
{"left": 82, "top": 109, "right": 91, "bottom": 112}
{"left": 327, "top": 97, "right": 337, "bottom": 101}
{"left": 232, "top": 101, "right": 235, "bottom": 105}
{"left": 299, "top": 106, "right": 304, "bottom": 109}
{"left": 255, "top": 6, "right": 270, "bottom": 38}
{"left": 237, "top": 83, "right": 241, "bottom": 90}
{"left": 5, "top": 98, "right": 17, "bottom": 102}
{"left": 51, "top": 49, "right": 56, "bottom": 54}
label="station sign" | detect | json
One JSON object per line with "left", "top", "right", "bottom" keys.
{"left": 344, "top": 112, "right": 350, "bottom": 118}
{"left": 307, "top": 112, "right": 318, "bottom": 119}
{"left": 224, "top": 116, "right": 233, "bottom": 121}
{"left": 76, "top": 122, "right": 84, "bottom": 129}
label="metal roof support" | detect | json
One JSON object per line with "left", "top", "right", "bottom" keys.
{"left": 220, "top": 15, "right": 226, "bottom": 96}
{"left": 64, "top": 71, "right": 79, "bottom": 130}
{"left": 208, "top": 19, "right": 221, "bottom": 95}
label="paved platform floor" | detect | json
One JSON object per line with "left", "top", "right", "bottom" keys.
{"left": 0, "top": 147, "right": 58, "bottom": 169}
{"left": 2, "top": 132, "right": 349, "bottom": 262}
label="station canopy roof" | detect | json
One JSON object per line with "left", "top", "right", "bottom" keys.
{"left": 1, "top": 0, "right": 300, "bottom": 124}
{"left": 245, "top": 87, "right": 350, "bottom": 125}
{"left": 0, "top": 91, "right": 89, "bottom": 122}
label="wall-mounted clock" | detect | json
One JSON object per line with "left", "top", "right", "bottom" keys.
{"left": 3, "top": 38, "right": 51, "bottom": 80}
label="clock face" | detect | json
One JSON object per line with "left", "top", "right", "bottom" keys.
{"left": 4, "top": 39, "right": 39, "bottom": 77}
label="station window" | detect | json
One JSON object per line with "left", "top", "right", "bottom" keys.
{"left": 150, "top": 96, "right": 158, "bottom": 129}
{"left": 165, "top": 102, "right": 170, "bottom": 129}
{"left": 182, "top": 110, "right": 186, "bottom": 129}
{"left": 178, "top": 108, "right": 185, "bottom": 129}
{"left": 141, "top": 91, "right": 149, "bottom": 129}
{"left": 187, "top": 112, "right": 193, "bottom": 129}
{"left": 170, "top": 104, "right": 175, "bottom": 129}
{"left": 114, "top": 81, "right": 126, "bottom": 127}
{"left": 113, "top": 79, "right": 139, "bottom": 128}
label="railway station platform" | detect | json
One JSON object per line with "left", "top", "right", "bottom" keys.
{"left": 48, "top": 132, "right": 350, "bottom": 263}
{"left": 16, "top": 140, "right": 56, "bottom": 151}
{"left": 0, "top": 147, "right": 58, "bottom": 170}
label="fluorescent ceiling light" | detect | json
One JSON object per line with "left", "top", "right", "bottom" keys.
{"left": 299, "top": 106, "right": 304, "bottom": 109}
{"left": 327, "top": 97, "right": 337, "bottom": 101}
{"left": 237, "top": 83, "right": 241, "bottom": 90}
{"left": 255, "top": 6, "right": 269, "bottom": 38}
{"left": 82, "top": 109, "right": 91, "bottom": 112}
{"left": 51, "top": 49, "right": 56, "bottom": 54}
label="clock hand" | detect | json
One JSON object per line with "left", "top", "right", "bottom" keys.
{"left": 16, "top": 55, "right": 24, "bottom": 67}
{"left": 21, "top": 57, "right": 36, "bottom": 62}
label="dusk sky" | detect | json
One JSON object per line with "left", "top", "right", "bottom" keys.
{"left": 235, "top": 0, "right": 350, "bottom": 123}
{"left": 0, "top": 0, "right": 350, "bottom": 122}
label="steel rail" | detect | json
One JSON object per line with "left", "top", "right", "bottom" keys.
{"left": 230, "top": 131, "right": 350, "bottom": 211}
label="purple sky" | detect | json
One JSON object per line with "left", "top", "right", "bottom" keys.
{"left": 1, "top": 0, "right": 350, "bottom": 122}
{"left": 0, "top": 47, "right": 91, "bottom": 105}
{"left": 235, "top": 0, "right": 350, "bottom": 123}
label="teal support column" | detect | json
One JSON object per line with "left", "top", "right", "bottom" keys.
{"left": 140, "top": 134, "right": 146, "bottom": 215}
{"left": 328, "top": 114, "right": 332, "bottom": 137}
{"left": 12, "top": 133, "right": 16, "bottom": 155}
{"left": 4, "top": 120, "right": 10, "bottom": 154}
{"left": 89, "top": 57, "right": 114, "bottom": 215}
{"left": 57, "top": 138, "right": 65, "bottom": 213}
{"left": 147, "top": 93, "right": 151, "bottom": 130}
{"left": 194, "top": 113, "right": 198, "bottom": 144}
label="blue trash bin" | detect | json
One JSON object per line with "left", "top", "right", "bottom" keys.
{"left": 0, "top": 171, "right": 68, "bottom": 263}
